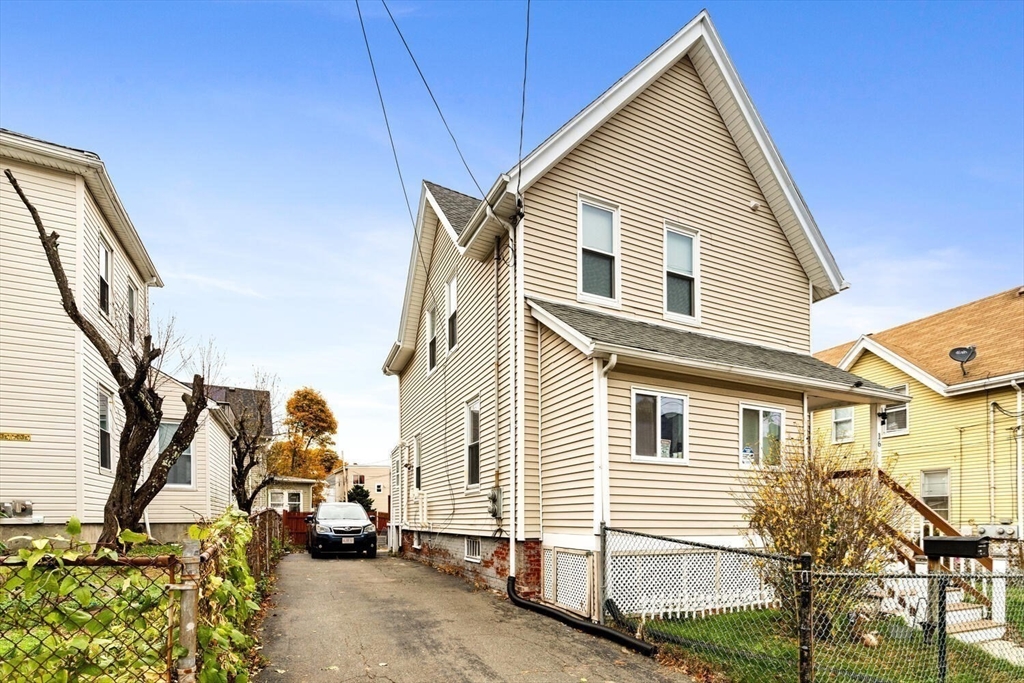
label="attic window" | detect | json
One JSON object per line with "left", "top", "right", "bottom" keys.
{"left": 446, "top": 277, "right": 458, "bottom": 351}
{"left": 665, "top": 225, "right": 699, "bottom": 321}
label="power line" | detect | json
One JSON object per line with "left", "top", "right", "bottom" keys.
{"left": 515, "top": 0, "right": 531, "bottom": 207}
{"left": 380, "top": 0, "right": 485, "bottom": 198}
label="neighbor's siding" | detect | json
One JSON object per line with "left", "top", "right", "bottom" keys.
{"left": 0, "top": 159, "right": 80, "bottom": 520}
{"left": 206, "top": 415, "right": 233, "bottom": 515}
{"left": 607, "top": 366, "right": 803, "bottom": 537}
{"left": 810, "top": 351, "right": 1020, "bottom": 530}
{"left": 397, "top": 209, "right": 514, "bottom": 536}
{"left": 537, "top": 326, "right": 594, "bottom": 536}
{"left": 523, "top": 56, "right": 811, "bottom": 353}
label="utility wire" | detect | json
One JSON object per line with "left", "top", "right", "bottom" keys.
{"left": 515, "top": 0, "right": 531, "bottom": 206}
{"left": 380, "top": 0, "right": 485, "bottom": 198}
{"left": 356, "top": 0, "right": 459, "bottom": 533}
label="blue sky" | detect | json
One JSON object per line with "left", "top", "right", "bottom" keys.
{"left": 2, "top": 1, "right": 1021, "bottom": 464}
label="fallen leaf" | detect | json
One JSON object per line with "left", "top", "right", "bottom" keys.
{"left": 324, "top": 665, "right": 339, "bottom": 671}
{"left": 275, "top": 670, "right": 286, "bottom": 674}
{"left": 379, "top": 662, "right": 388, "bottom": 667}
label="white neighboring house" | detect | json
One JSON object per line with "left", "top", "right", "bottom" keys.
{"left": 253, "top": 476, "right": 318, "bottom": 514}
{"left": 0, "top": 129, "right": 236, "bottom": 542}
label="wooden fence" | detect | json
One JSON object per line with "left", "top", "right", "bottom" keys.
{"left": 282, "top": 510, "right": 311, "bottom": 548}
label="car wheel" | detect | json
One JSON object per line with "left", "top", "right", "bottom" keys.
{"left": 310, "top": 548, "right": 321, "bottom": 559}
{"left": 367, "top": 547, "right": 377, "bottom": 559}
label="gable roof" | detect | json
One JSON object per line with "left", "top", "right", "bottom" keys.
{"left": 815, "top": 287, "right": 1024, "bottom": 396}
{"left": 530, "top": 298, "right": 905, "bottom": 405}
{"left": 1, "top": 128, "right": 163, "bottom": 287}
{"left": 385, "top": 10, "right": 850, "bottom": 375}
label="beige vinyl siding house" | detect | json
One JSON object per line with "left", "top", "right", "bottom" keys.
{"left": 383, "top": 11, "right": 906, "bottom": 614}
{"left": 0, "top": 129, "right": 235, "bottom": 542}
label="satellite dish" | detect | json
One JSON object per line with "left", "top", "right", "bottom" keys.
{"left": 949, "top": 346, "right": 976, "bottom": 376}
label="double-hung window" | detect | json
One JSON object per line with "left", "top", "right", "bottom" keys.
{"left": 446, "top": 277, "right": 458, "bottom": 351}
{"left": 269, "top": 491, "right": 285, "bottom": 510}
{"left": 578, "top": 198, "right": 618, "bottom": 303}
{"left": 665, "top": 225, "right": 698, "bottom": 320}
{"left": 883, "top": 385, "right": 909, "bottom": 436}
{"left": 466, "top": 400, "right": 480, "bottom": 486}
{"left": 286, "top": 491, "right": 301, "bottom": 512}
{"left": 832, "top": 406, "right": 855, "bottom": 444}
{"left": 353, "top": 474, "right": 365, "bottom": 486}
{"left": 375, "top": 483, "right": 383, "bottom": 493}
{"left": 427, "top": 308, "right": 437, "bottom": 371}
{"left": 740, "top": 405, "right": 783, "bottom": 467}
{"left": 921, "top": 470, "right": 950, "bottom": 520}
{"left": 99, "top": 240, "right": 112, "bottom": 315}
{"left": 632, "top": 389, "right": 687, "bottom": 463}
{"left": 98, "top": 390, "right": 112, "bottom": 470}
{"left": 159, "top": 423, "right": 193, "bottom": 487}
{"left": 127, "top": 284, "right": 137, "bottom": 344}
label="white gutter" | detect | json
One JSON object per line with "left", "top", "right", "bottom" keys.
{"left": 1013, "top": 380, "right": 1023, "bottom": 537}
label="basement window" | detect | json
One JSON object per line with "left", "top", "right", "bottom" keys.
{"left": 465, "top": 537, "right": 481, "bottom": 563}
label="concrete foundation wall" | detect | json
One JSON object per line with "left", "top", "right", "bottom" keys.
{"left": 399, "top": 530, "right": 541, "bottom": 596}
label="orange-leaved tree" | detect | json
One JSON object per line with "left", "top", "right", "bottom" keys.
{"left": 266, "top": 387, "right": 341, "bottom": 506}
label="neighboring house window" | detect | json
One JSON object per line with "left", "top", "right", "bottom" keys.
{"left": 832, "top": 406, "right": 854, "bottom": 443}
{"left": 921, "top": 470, "right": 950, "bottom": 520}
{"left": 127, "top": 284, "right": 137, "bottom": 344}
{"left": 287, "top": 491, "right": 301, "bottom": 512}
{"left": 632, "top": 389, "right": 687, "bottom": 463}
{"left": 740, "top": 405, "right": 783, "bottom": 467}
{"left": 465, "top": 537, "right": 481, "bottom": 563}
{"left": 98, "top": 390, "right": 112, "bottom": 470}
{"left": 884, "top": 385, "right": 909, "bottom": 436}
{"left": 159, "top": 423, "right": 193, "bottom": 487}
{"left": 353, "top": 474, "right": 365, "bottom": 486}
{"left": 665, "top": 225, "right": 698, "bottom": 320}
{"left": 578, "top": 198, "right": 618, "bottom": 302}
{"left": 466, "top": 400, "right": 480, "bottom": 486}
{"left": 446, "top": 277, "right": 458, "bottom": 351}
{"left": 375, "top": 483, "right": 383, "bottom": 493}
{"left": 99, "top": 239, "right": 112, "bottom": 315}
{"left": 427, "top": 308, "right": 437, "bottom": 371}
{"left": 269, "top": 491, "right": 285, "bottom": 510}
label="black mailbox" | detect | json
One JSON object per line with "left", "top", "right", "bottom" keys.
{"left": 922, "top": 536, "right": 990, "bottom": 559}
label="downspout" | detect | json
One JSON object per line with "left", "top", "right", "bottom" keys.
{"left": 1012, "top": 380, "right": 1023, "bottom": 537}
{"left": 537, "top": 324, "right": 543, "bottom": 536}
{"left": 990, "top": 398, "right": 996, "bottom": 524}
{"left": 600, "top": 354, "right": 617, "bottom": 528}
{"left": 493, "top": 236, "right": 502, "bottom": 508}
{"left": 802, "top": 392, "right": 809, "bottom": 462}
{"left": 507, "top": 224, "right": 517, "bottom": 579}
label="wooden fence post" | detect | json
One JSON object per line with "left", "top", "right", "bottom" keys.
{"left": 177, "top": 540, "right": 201, "bottom": 683}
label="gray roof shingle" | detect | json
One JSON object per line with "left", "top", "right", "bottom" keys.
{"left": 423, "top": 181, "right": 481, "bottom": 236}
{"left": 531, "top": 299, "right": 889, "bottom": 392}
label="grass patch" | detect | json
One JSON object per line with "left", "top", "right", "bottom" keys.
{"left": 637, "top": 609, "right": 1023, "bottom": 683}
{"left": 126, "top": 542, "right": 181, "bottom": 557}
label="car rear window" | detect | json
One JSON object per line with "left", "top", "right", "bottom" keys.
{"left": 318, "top": 504, "right": 368, "bottom": 521}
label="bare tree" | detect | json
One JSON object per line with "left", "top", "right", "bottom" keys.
{"left": 209, "top": 370, "right": 280, "bottom": 513}
{"left": 4, "top": 168, "right": 208, "bottom": 547}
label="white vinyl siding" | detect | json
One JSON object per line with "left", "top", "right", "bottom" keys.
{"left": 523, "top": 56, "right": 811, "bottom": 352}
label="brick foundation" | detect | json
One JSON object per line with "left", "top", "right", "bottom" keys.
{"left": 399, "top": 530, "right": 542, "bottom": 596}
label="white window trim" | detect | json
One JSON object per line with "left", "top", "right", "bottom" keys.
{"left": 576, "top": 193, "right": 621, "bottom": 308}
{"left": 737, "top": 402, "right": 786, "bottom": 469}
{"left": 375, "top": 483, "right": 384, "bottom": 493}
{"left": 98, "top": 385, "right": 114, "bottom": 473}
{"left": 426, "top": 307, "right": 438, "bottom": 375}
{"left": 464, "top": 536, "right": 481, "bottom": 563}
{"left": 99, "top": 237, "right": 112, "bottom": 318}
{"left": 464, "top": 397, "right": 482, "bottom": 490}
{"left": 127, "top": 281, "right": 138, "bottom": 344}
{"left": 832, "top": 406, "right": 855, "bottom": 444}
{"left": 882, "top": 384, "right": 910, "bottom": 438}
{"left": 269, "top": 490, "right": 286, "bottom": 510}
{"left": 286, "top": 490, "right": 303, "bottom": 512}
{"left": 662, "top": 221, "right": 701, "bottom": 326}
{"left": 629, "top": 386, "right": 690, "bottom": 465}
{"left": 161, "top": 421, "right": 197, "bottom": 491}
{"left": 412, "top": 434, "right": 422, "bottom": 492}
{"left": 445, "top": 276, "right": 459, "bottom": 355}
{"left": 920, "top": 468, "right": 951, "bottom": 532}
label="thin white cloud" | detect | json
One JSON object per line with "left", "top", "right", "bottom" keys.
{"left": 165, "top": 271, "right": 267, "bottom": 299}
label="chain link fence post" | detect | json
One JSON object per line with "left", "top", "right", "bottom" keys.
{"left": 176, "top": 539, "right": 200, "bottom": 683}
{"left": 798, "top": 552, "right": 813, "bottom": 683}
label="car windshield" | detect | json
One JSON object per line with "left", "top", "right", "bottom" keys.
{"left": 317, "top": 504, "right": 368, "bottom": 522}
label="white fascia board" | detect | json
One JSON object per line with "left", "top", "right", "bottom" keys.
{"left": 209, "top": 405, "right": 239, "bottom": 439}
{"left": 697, "top": 18, "right": 844, "bottom": 298}
{"left": 423, "top": 185, "right": 467, "bottom": 249}
{"left": 507, "top": 13, "right": 707, "bottom": 194}
{"left": 838, "top": 337, "right": 949, "bottom": 396}
{"left": 945, "top": 372, "right": 1024, "bottom": 396}
{"left": 594, "top": 341, "right": 909, "bottom": 405}
{"left": 0, "top": 129, "right": 163, "bottom": 287}
{"left": 526, "top": 300, "right": 595, "bottom": 356}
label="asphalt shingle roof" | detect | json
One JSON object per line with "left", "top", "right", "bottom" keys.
{"left": 531, "top": 299, "right": 889, "bottom": 392}
{"left": 208, "top": 385, "right": 274, "bottom": 439}
{"left": 423, "top": 181, "right": 481, "bottom": 236}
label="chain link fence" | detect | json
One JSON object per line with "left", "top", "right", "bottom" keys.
{"left": 247, "top": 509, "right": 285, "bottom": 584}
{"left": 602, "top": 527, "right": 1024, "bottom": 682}
{"left": 0, "top": 554, "right": 178, "bottom": 682}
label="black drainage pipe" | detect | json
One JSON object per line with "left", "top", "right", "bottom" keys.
{"left": 506, "top": 576, "right": 657, "bottom": 656}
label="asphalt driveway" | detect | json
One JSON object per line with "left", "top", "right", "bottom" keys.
{"left": 256, "top": 552, "right": 690, "bottom": 683}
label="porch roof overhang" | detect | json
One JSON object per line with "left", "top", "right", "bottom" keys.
{"left": 528, "top": 298, "right": 909, "bottom": 409}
